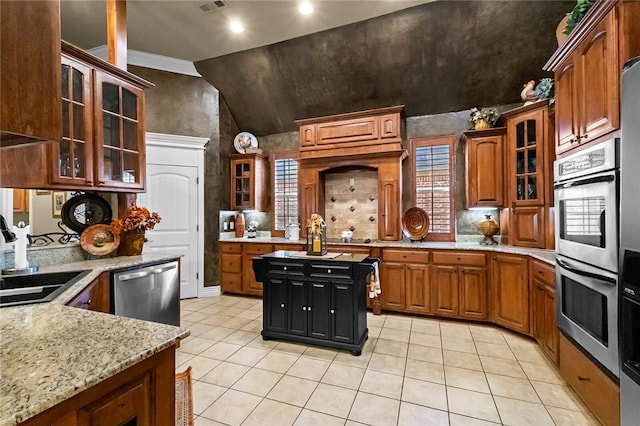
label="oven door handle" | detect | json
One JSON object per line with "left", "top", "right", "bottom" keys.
{"left": 554, "top": 174, "right": 615, "bottom": 190}
{"left": 555, "top": 257, "right": 617, "bottom": 284}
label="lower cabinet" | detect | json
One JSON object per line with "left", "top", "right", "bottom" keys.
{"left": 220, "top": 242, "right": 242, "bottom": 294}
{"left": 258, "top": 254, "right": 372, "bottom": 355}
{"left": 67, "top": 272, "right": 111, "bottom": 313}
{"left": 530, "top": 259, "right": 558, "bottom": 364}
{"left": 380, "top": 249, "right": 430, "bottom": 313}
{"left": 491, "top": 253, "right": 530, "bottom": 334}
{"left": 242, "top": 243, "right": 274, "bottom": 296}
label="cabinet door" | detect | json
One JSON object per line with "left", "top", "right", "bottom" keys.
{"left": 288, "top": 278, "right": 308, "bottom": 336}
{"left": 491, "top": 254, "right": 530, "bottom": 334}
{"left": 510, "top": 206, "right": 545, "bottom": 248}
{"left": 406, "top": 263, "right": 431, "bottom": 313}
{"left": 68, "top": 272, "right": 111, "bottom": 313}
{"left": 52, "top": 55, "right": 94, "bottom": 186}
{"left": 264, "top": 277, "right": 287, "bottom": 333}
{"left": 230, "top": 154, "right": 266, "bottom": 211}
{"left": 431, "top": 265, "right": 458, "bottom": 316}
{"left": 555, "top": 57, "right": 580, "bottom": 155}
{"left": 466, "top": 132, "right": 505, "bottom": 207}
{"left": 578, "top": 12, "right": 619, "bottom": 144}
{"left": 531, "top": 277, "right": 547, "bottom": 350}
{"left": 380, "top": 262, "right": 406, "bottom": 310}
{"left": 308, "top": 280, "right": 330, "bottom": 340}
{"left": 243, "top": 244, "right": 273, "bottom": 296}
{"left": 379, "top": 177, "right": 400, "bottom": 240}
{"left": 459, "top": 267, "right": 488, "bottom": 320}
{"left": 12, "top": 189, "right": 29, "bottom": 213}
{"left": 78, "top": 373, "right": 151, "bottom": 426}
{"left": 94, "top": 71, "right": 145, "bottom": 191}
{"left": 331, "top": 281, "right": 354, "bottom": 344}
{"left": 508, "top": 108, "right": 545, "bottom": 207}
{"left": 543, "top": 285, "right": 558, "bottom": 362}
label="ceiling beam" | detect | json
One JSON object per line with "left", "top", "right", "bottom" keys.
{"left": 106, "top": 0, "right": 127, "bottom": 70}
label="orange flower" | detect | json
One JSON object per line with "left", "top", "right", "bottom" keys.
{"left": 110, "top": 205, "right": 161, "bottom": 234}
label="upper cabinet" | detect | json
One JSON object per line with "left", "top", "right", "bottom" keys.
{"left": 0, "top": 42, "right": 152, "bottom": 191}
{"left": 0, "top": 0, "right": 61, "bottom": 148}
{"left": 463, "top": 128, "right": 506, "bottom": 208}
{"left": 544, "top": 0, "right": 640, "bottom": 157}
{"left": 230, "top": 153, "right": 267, "bottom": 211}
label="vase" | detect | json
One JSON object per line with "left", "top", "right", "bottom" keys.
{"left": 474, "top": 119, "right": 490, "bottom": 130}
{"left": 235, "top": 212, "right": 245, "bottom": 238}
{"left": 556, "top": 15, "right": 569, "bottom": 46}
{"left": 478, "top": 214, "right": 500, "bottom": 245}
{"left": 119, "top": 229, "right": 145, "bottom": 256}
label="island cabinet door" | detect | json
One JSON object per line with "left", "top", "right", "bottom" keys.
{"left": 331, "top": 280, "right": 355, "bottom": 344}
{"left": 288, "top": 278, "right": 308, "bottom": 336}
{"left": 264, "top": 277, "right": 287, "bottom": 334}
{"left": 308, "top": 280, "right": 330, "bottom": 340}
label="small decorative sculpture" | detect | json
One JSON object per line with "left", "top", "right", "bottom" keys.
{"left": 521, "top": 78, "right": 554, "bottom": 106}
{"left": 306, "top": 213, "right": 327, "bottom": 255}
{"left": 478, "top": 214, "right": 500, "bottom": 245}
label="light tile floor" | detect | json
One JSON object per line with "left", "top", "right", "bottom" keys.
{"left": 177, "top": 295, "right": 601, "bottom": 426}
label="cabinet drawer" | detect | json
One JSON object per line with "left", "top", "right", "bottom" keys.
{"left": 269, "top": 260, "right": 306, "bottom": 275}
{"left": 221, "top": 272, "right": 242, "bottom": 291}
{"left": 383, "top": 250, "right": 429, "bottom": 264}
{"left": 221, "top": 243, "right": 242, "bottom": 254}
{"left": 244, "top": 244, "right": 274, "bottom": 255}
{"left": 309, "top": 263, "right": 352, "bottom": 279}
{"left": 531, "top": 260, "right": 555, "bottom": 286}
{"left": 221, "top": 254, "right": 242, "bottom": 273}
{"left": 432, "top": 251, "right": 485, "bottom": 266}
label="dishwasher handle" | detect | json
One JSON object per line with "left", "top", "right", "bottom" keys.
{"left": 152, "top": 263, "right": 177, "bottom": 275}
{"left": 117, "top": 270, "right": 152, "bottom": 281}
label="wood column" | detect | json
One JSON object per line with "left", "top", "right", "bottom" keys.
{"left": 106, "top": 0, "right": 127, "bottom": 70}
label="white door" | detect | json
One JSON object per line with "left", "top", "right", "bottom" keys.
{"left": 139, "top": 133, "right": 207, "bottom": 299}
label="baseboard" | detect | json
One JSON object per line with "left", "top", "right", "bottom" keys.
{"left": 199, "top": 285, "right": 221, "bottom": 298}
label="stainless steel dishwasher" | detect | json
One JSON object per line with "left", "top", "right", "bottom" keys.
{"left": 112, "top": 260, "right": 180, "bottom": 326}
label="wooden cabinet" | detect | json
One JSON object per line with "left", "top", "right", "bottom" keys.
{"left": 0, "top": 0, "right": 61, "bottom": 147}
{"left": 230, "top": 154, "right": 267, "bottom": 211}
{"left": 502, "top": 102, "right": 554, "bottom": 249}
{"left": 256, "top": 253, "right": 372, "bottom": 355}
{"left": 242, "top": 243, "right": 274, "bottom": 296}
{"left": 464, "top": 128, "right": 506, "bottom": 208}
{"left": 12, "top": 189, "right": 29, "bottom": 213}
{"left": 0, "top": 42, "right": 151, "bottom": 191}
{"left": 21, "top": 346, "right": 176, "bottom": 426}
{"left": 491, "top": 253, "right": 530, "bottom": 334}
{"left": 220, "top": 242, "right": 242, "bottom": 294}
{"left": 559, "top": 334, "right": 620, "bottom": 426}
{"left": 380, "top": 249, "right": 430, "bottom": 313}
{"left": 530, "top": 260, "right": 558, "bottom": 364}
{"left": 67, "top": 272, "right": 111, "bottom": 313}
{"left": 431, "top": 251, "right": 488, "bottom": 320}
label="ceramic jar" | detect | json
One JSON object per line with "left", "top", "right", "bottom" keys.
{"left": 478, "top": 214, "right": 499, "bottom": 245}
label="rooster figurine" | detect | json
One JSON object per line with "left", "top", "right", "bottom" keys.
{"left": 521, "top": 80, "right": 538, "bottom": 105}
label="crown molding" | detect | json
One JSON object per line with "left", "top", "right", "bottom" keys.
{"left": 86, "top": 45, "right": 201, "bottom": 77}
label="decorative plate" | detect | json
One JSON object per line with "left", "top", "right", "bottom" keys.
{"left": 80, "top": 224, "right": 120, "bottom": 256}
{"left": 61, "top": 194, "right": 113, "bottom": 233}
{"left": 233, "top": 132, "right": 258, "bottom": 154}
{"left": 401, "top": 207, "right": 430, "bottom": 241}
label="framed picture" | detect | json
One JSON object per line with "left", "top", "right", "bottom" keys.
{"left": 36, "top": 190, "right": 51, "bottom": 195}
{"left": 52, "top": 191, "right": 66, "bottom": 217}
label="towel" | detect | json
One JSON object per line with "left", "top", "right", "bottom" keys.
{"left": 369, "top": 261, "right": 381, "bottom": 298}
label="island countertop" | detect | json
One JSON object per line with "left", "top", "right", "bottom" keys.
{"left": 0, "top": 253, "right": 190, "bottom": 426}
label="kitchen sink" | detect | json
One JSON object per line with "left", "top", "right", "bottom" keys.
{"left": 0, "top": 270, "right": 90, "bottom": 308}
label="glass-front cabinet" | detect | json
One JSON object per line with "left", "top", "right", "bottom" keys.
{"left": 509, "top": 108, "right": 545, "bottom": 207}
{"left": 230, "top": 153, "right": 266, "bottom": 211}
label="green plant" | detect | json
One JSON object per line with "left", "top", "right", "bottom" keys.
{"left": 469, "top": 107, "right": 498, "bottom": 126}
{"left": 563, "top": 0, "right": 596, "bottom": 35}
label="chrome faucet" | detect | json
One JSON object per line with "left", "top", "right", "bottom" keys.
{"left": 0, "top": 215, "right": 17, "bottom": 243}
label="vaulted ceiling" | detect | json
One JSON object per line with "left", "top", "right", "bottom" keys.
{"left": 194, "top": 1, "right": 573, "bottom": 136}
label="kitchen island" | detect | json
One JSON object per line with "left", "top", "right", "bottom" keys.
{"left": 0, "top": 253, "right": 189, "bottom": 426}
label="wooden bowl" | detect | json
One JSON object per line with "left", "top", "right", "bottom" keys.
{"left": 401, "top": 207, "right": 430, "bottom": 241}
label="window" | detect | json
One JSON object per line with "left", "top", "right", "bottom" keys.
{"left": 412, "top": 135, "right": 455, "bottom": 241}
{"left": 271, "top": 151, "right": 299, "bottom": 236}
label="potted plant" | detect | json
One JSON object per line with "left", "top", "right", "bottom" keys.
{"left": 469, "top": 107, "right": 498, "bottom": 130}
{"left": 562, "top": 0, "right": 596, "bottom": 35}
{"left": 110, "top": 205, "right": 162, "bottom": 255}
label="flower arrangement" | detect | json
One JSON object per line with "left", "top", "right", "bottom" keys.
{"left": 469, "top": 107, "right": 498, "bottom": 129}
{"left": 110, "top": 205, "right": 161, "bottom": 235}
{"left": 307, "top": 213, "right": 325, "bottom": 236}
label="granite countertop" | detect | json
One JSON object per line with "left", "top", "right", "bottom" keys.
{"left": 0, "top": 253, "right": 190, "bottom": 426}
{"left": 220, "top": 237, "right": 556, "bottom": 265}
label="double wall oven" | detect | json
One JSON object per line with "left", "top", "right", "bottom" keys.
{"left": 554, "top": 138, "right": 619, "bottom": 380}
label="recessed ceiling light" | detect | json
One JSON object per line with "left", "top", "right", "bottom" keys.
{"left": 299, "top": 1, "right": 313, "bottom": 15}
{"left": 229, "top": 20, "right": 244, "bottom": 33}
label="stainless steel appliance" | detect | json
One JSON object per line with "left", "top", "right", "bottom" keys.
{"left": 554, "top": 137, "right": 620, "bottom": 379}
{"left": 113, "top": 260, "right": 180, "bottom": 326}
{"left": 619, "top": 55, "right": 640, "bottom": 426}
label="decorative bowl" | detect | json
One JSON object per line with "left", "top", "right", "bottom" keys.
{"left": 401, "top": 207, "right": 430, "bottom": 241}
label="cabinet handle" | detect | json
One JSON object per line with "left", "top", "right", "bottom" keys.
{"left": 308, "top": 306, "right": 312, "bottom": 311}
{"left": 330, "top": 309, "right": 335, "bottom": 314}
{"left": 283, "top": 266, "right": 287, "bottom": 271}
{"left": 578, "top": 375, "right": 589, "bottom": 382}
{"left": 82, "top": 299, "right": 91, "bottom": 306}
{"left": 303, "top": 307, "right": 307, "bottom": 311}
{"left": 280, "top": 303, "right": 285, "bottom": 308}
{"left": 328, "top": 269, "right": 331, "bottom": 273}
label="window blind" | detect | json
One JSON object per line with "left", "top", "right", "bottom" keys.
{"left": 273, "top": 158, "right": 298, "bottom": 230}
{"left": 415, "top": 144, "right": 451, "bottom": 234}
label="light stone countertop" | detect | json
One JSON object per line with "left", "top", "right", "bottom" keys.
{"left": 0, "top": 253, "right": 190, "bottom": 426}
{"left": 219, "top": 237, "right": 556, "bottom": 265}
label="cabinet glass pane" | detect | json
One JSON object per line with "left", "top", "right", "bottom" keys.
{"left": 123, "top": 119, "right": 138, "bottom": 151}
{"left": 528, "top": 150, "right": 537, "bottom": 173}
{"left": 235, "top": 178, "right": 242, "bottom": 192}
{"left": 243, "top": 163, "right": 250, "bottom": 175}
{"left": 73, "top": 142, "right": 85, "bottom": 178}
{"left": 62, "top": 100, "right": 70, "bottom": 138}
{"left": 242, "top": 177, "right": 250, "bottom": 191}
{"left": 516, "top": 122, "right": 525, "bottom": 148}
{"left": 123, "top": 151, "right": 139, "bottom": 183}
{"left": 235, "top": 193, "right": 242, "bottom": 206}
{"left": 73, "top": 104, "right": 85, "bottom": 140}
{"left": 102, "top": 83, "right": 120, "bottom": 113}
{"left": 517, "top": 177, "right": 525, "bottom": 200}
{"left": 235, "top": 164, "right": 242, "bottom": 177}
{"left": 516, "top": 151, "right": 525, "bottom": 175}
{"left": 527, "top": 120, "right": 536, "bottom": 145}
{"left": 103, "top": 147, "right": 121, "bottom": 181}
{"left": 103, "top": 113, "right": 120, "bottom": 147}
{"left": 60, "top": 140, "right": 71, "bottom": 177}
{"left": 61, "top": 65, "right": 70, "bottom": 98}
{"left": 527, "top": 176, "right": 537, "bottom": 200}
{"left": 72, "top": 69, "right": 83, "bottom": 103}
{"left": 122, "top": 88, "right": 137, "bottom": 119}
{"left": 243, "top": 193, "right": 250, "bottom": 204}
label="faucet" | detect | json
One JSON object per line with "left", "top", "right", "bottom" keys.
{"left": 0, "top": 215, "right": 17, "bottom": 243}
